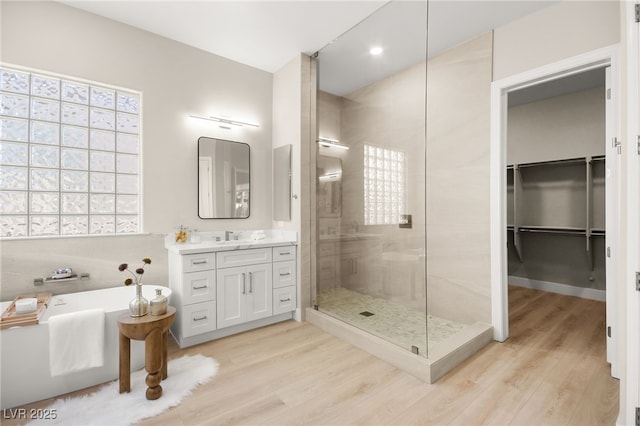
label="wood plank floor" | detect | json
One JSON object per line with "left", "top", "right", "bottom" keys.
{"left": 4, "top": 286, "right": 619, "bottom": 425}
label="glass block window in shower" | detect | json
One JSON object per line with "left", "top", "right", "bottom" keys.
{"left": 0, "top": 66, "right": 141, "bottom": 237}
{"left": 363, "top": 144, "right": 406, "bottom": 225}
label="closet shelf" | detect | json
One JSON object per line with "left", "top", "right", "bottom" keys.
{"left": 518, "top": 226, "right": 586, "bottom": 235}
{"left": 507, "top": 155, "right": 605, "bottom": 270}
{"left": 517, "top": 157, "right": 586, "bottom": 169}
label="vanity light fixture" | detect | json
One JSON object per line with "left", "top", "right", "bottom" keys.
{"left": 189, "top": 114, "right": 260, "bottom": 129}
{"left": 318, "top": 171, "right": 342, "bottom": 182}
{"left": 317, "top": 137, "right": 349, "bottom": 150}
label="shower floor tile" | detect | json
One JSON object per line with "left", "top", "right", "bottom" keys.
{"left": 316, "top": 287, "right": 466, "bottom": 356}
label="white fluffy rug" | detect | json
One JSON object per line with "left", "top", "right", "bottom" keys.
{"left": 27, "top": 354, "right": 218, "bottom": 426}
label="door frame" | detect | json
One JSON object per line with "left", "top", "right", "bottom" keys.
{"left": 623, "top": 1, "right": 640, "bottom": 424}
{"left": 489, "top": 45, "right": 620, "bottom": 342}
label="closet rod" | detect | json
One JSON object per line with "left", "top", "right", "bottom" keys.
{"left": 517, "top": 157, "right": 586, "bottom": 168}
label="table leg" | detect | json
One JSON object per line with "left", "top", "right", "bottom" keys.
{"left": 144, "top": 327, "right": 163, "bottom": 400}
{"left": 161, "top": 330, "right": 168, "bottom": 380}
{"left": 119, "top": 332, "right": 130, "bottom": 393}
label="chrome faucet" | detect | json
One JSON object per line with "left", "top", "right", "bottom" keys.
{"left": 225, "top": 231, "right": 234, "bottom": 241}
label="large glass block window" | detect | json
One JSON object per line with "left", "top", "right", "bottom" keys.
{"left": 0, "top": 67, "right": 141, "bottom": 237}
{"left": 363, "top": 144, "right": 406, "bottom": 225}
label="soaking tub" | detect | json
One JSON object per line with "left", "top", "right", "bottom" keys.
{"left": 0, "top": 285, "right": 171, "bottom": 409}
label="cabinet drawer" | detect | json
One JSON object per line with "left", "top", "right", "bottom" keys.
{"left": 272, "top": 246, "right": 296, "bottom": 262}
{"left": 319, "top": 242, "right": 336, "bottom": 257}
{"left": 273, "top": 260, "right": 296, "bottom": 289}
{"left": 217, "top": 248, "right": 271, "bottom": 268}
{"left": 273, "top": 286, "right": 296, "bottom": 315}
{"left": 340, "top": 241, "right": 364, "bottom": 255}
{"left": 182, "top": 300, "right": 217, "bottom": 338}
{"left": 183, "top": 270, "right": 216, "bottom": 305}
{"left": 183, "top": 252, "right": 215, "bottom": 273}
{"left": 318, "top": 257, "right": 336, "bottom": 274}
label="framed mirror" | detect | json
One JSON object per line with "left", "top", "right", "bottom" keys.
{"left": 198, "top": 137, "right": 250, "bottom": 219}
{"left": 317, "top": 155, "right": 342, "bottom": 218}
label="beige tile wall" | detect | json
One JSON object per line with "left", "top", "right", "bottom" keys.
{"left": 316, "top": 32, "right": 493, "bottom": 325}
{"left": 426, "top": 33, "right": 493, "bottom": 324}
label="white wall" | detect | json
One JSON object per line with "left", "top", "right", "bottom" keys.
{"left": 507, "top": 87, "right": 606, "bottom": 164}
{"left": 0, "top": 1, "right": 274, "bottom": 300}
{"left": 493, "top": 1, "right": 619, "bottom": 80}
{"left": 272, "top": 54, "right": 315, "bottom": 317}
{"left": 493, "top": 0, "right": 632, "bottom": 423}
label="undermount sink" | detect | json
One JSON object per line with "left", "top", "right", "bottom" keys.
{"left": 214, "top": 239, "right": 251, "bottom": 245}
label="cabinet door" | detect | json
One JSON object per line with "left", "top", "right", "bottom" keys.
{"left": 216, "top": 266, "right": 246, "bottom": 329}
{"left": 246, "top": 263, "right": 272, "bottom": 321}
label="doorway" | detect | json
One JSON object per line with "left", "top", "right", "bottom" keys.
{"left": 490, "top": 46, "right": 620, "bottom": 376}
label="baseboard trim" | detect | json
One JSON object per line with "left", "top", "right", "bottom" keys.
{"left": 173, "top": 312, "right": 294, "bottom": 348}
{"left": 508, "top": 276, "right": 606, "bottom": 302}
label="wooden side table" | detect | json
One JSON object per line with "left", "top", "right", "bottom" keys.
{"left": 118, "top": 306, "right": 176, "bottom": 400}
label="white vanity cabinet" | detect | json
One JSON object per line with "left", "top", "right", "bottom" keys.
{"left": 166, "top": 235, "right": 298, "bottom": 349}
{"left": 216, "top": 249, "right": 273, "bottom": 329}
{"left": 168, "top": 252, "right": 217, "bottom": 341}
{"left": 272, "top": 246, "right": 297, "bottom": 315}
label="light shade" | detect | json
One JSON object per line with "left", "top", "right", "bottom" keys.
{"left": 190, "top": 114, "right": 260, "bottom": 129}
{"left": 317, "top": 137, "right": 349, "bottom": 150}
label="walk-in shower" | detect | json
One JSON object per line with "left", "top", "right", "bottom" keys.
{"left": 307, "top": 0, "right": 494, "bottom": 382}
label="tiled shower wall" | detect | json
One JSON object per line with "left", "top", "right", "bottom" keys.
{"left": 317, "top": 32, "right": 493, "bottom": 325}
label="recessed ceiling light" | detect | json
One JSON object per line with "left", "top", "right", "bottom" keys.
{"left": 369, "top": 46, "right": 383, "bottom": 56}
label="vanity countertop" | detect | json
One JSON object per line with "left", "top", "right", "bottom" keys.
{"left": 165, "top": 229, "right": 297, "bottom": 255}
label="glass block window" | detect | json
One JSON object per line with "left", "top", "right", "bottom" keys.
{"left": 0, "top": 66, "right": 141, "bottom": 237}
{"left": 363, "top": 144, "right": 406, "bottom": 225}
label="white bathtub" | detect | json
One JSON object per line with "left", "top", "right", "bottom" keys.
{"left": 0, "top": 285, "right": 171, "bottom": 409}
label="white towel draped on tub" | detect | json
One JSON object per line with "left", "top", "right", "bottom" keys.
{"left": 48, "top": 308, "right": 105, "bottom": 377}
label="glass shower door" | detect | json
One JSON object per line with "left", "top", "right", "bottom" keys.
{"left": 314, "top": 0, "right": 429, "bottom": 358}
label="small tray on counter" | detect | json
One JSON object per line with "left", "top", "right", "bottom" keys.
{"left": 0, "top": 292, "right": 52, "bottom": 330}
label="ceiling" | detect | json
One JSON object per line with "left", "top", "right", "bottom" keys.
{"left": 59, "top": 0, "right": 388, "bottom": 73}
{"left": 60, "top": 0, "right": 560, "bottom": 96}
